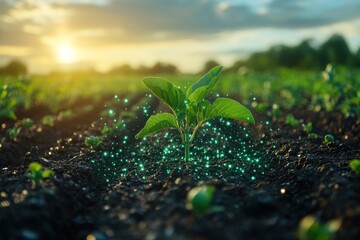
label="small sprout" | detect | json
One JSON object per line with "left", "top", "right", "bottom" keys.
{"left": 8, "top": 127, "right": 21, "bottom": 140}
{"left": 120, "top": 111, "right": 136, "bottom": 119}
{"left": 302, "top": 122, "right": 313, "bottom": 134}
{"left": 28, "top": 162, "right": 53, "bottom": 189}
{"left": 349, "top": 159, "right": 360, "bottom": 175}
{"left": 285, "top": 114, "right": 300, "bottom": 127}
{"left": 271, "top": 104, "right": 282, "bottom": 119}
{"left": 21, "top": 118, "right": 34, "bottom": 128}
{"left": 101, "top": 126, "right": 113, "bottom": 136}
{"left": 322, "top": 64, "right": 335, "bottom": 82}
{"left": 323, "top": 134, "right": 334, "bottom": 144}
{"left": 42, "top": 115, "right": 55, "bottom": 126}
{"left": 186, "top": 185, "right": 215, "bottom": 216}
{"left": 308, "top": 133, "right": 319, "bottom": 139}
{"left": 298, "top": 215, "right": 341, "bottom": 240}
{"left": 85, "top": 136, "right": 103, "bottom": 149}
{"left": 57, "top": 110, "right": 73, "bottom": 120}
{"left": 254, "top": 102, "right": 268, "bottom": 112}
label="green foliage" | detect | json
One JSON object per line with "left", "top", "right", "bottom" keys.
{"left": 42, "top": 115, "right": 55, "bottom": 126}
{"left": 136, "top": 66, "right": 254, "bottom": 161}
{"left": 285, "top": 114, "right": 300, "bottom": 127}
{"left": 85, "top": 136, "right": 103, "bottom": 149}
{"left": 8, "top": 127, "right": 21, "bottom": 140}
{"left": 28, "top": 162, "right": 53, "bottom": 189}
{"left": 308, "top": 133, "right": 319, "bottom": 139}
{"left": 349, "top": 159, "right": 360, "bottom": 175}
{"left": 302, "top": 122, "right": 313, "bottom": 134}
{"left": 323, "top": 134, "right": 334, "bottom": 144}
{"left": 0, "top": 84, "right": 20, "bottom": 120}
{"left": 21, "top": 118, "right": 34, "bottom": 128}
{"left": 57, "top": 109, "right": 74, "bottom": 120}
{"left": 298, "top": 215, "right": 341, "bottom": 240}
{"left": 271, "top": 104, "right": 282, "bottom": 119}
{"left": 101, "top": 126, "right": 113, "bottom": 136}
{"left": 186, "top": 185, "right": 216, "bottom": 216}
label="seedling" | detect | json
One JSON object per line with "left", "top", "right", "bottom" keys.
{"left": 302, "top": 122, "right": 313, "bottom": 134}
{"left": 21, "top": 118, "right": 34, "bottom": 128}
{"left": 308, "top": 133, "right": 319, "bottom": 139}
{"left": 298, "top": 215, "right": 341, "bottom": 240}
{"left": 85, "top": 136, "right": 103, "bottom": 149}
{"left": 349, "top": 159, "right": 360, "bottom": 175}
{"left": 186, "top": 185, "right": 216, "bottom": 216}
{"left": 271, "top": 104, "right": 282, "bottom": 119}
{"left": 8, "top": 127, "right": 21, "bottom": 140}
{"left": 42, "top": 115, "right": 55, "bottom": 126}
{"left": 28, "top": 162, "right": 53, "bottom": 189}
{"left": 285, "top": 114, "right": 300, "bottom": 127}
{"left": 323, "top": 134, "right": 334, "bottom": 144}
{"left": 101, "top": 126, "right": 113, "bottom": 136}
{"left": 136, "top": 66, "right": 254, "bottom": 161}
{"left": 57, "top": 109, "right": 73, "bottom": 120}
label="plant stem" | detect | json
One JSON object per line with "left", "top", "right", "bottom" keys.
{"left": 184, "top": 128, "right": 190, "bottom": 161}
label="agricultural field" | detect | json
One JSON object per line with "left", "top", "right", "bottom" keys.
{"left": 0, "top": 66, "right": 360, "bottom": 239}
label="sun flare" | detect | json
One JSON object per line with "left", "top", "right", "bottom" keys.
{"left": 57, "top": 43, "right": 75, "bottom": 64}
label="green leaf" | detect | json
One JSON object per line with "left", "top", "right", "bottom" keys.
{"left": 349, "top": 159, "right": 360, "bottom": 175}
{"left": 198, "top": 100, "right": 212, "bottom": 123}
{"left": 136, "top": 113, "right": 178, "bottom": 139}
{"left": 0, "top": 109, "right": 17, "bottom": 120}
{"left": 42, "top": 169, "right": 53, "bottom": 178}
{"left": 207, "top": 98, "right": 255, "bottom": 124}
{"left": 29, "top": 162, "right": 42, "bottom": 172}
{"left": 186, "top": 66, "right": 223, "bottom": 103}
{"left": 143, "top": 77, "right": 185, "bottom": 115}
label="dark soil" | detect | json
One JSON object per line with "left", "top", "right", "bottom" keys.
{"left": 0, "top": 95, "right": 359, "bottom": 240}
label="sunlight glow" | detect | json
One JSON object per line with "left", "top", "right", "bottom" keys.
{"left": 57, "top": 43, "right": 75, "bottom": 64}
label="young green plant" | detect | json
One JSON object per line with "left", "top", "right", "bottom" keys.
{"left": 186, "top": 185, "right": 224, "bottom": 216}
{"left": 28, "top": 162, "right": 53, "bottom": 189}
{"left": 135, "top": 66, "right": 254, "bottom": 161}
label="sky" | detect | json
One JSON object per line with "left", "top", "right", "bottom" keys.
{"left": 0, "top": 0, "right": 360, "bottom": 73}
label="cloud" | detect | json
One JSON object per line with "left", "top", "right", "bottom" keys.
{"left": 1, "top": 0, "right": 360, "bottom": 73}
{"left": 1, "top": 0, "right": 360, "bottom": 48}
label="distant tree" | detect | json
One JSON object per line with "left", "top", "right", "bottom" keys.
{"left": 109, "top": 64, "right": 135, "bottom": 75}
{"left": 148, "top": 62, "right": 178, "bottom": 75}
{"left": 319, "top": 34, "right": 352, "bottom": 67}
{"left": 0, "top": 60, "right": 27, "bottom": 75}
{"left": 352, "top": 47, "right": 360, "bottom": 68}
{"left": 201, "top": 60, "right": 221, "bottom": 74}
{"left": 228, "top": 60, "right": 246, "bottom": 72}
{"left": 294, "top": 39, "right": 319, "bottom": 69}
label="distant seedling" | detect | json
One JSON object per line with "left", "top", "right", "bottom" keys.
{"left": 42, "top": 115, "right": 55, "bottom": 126}
{"left": 85, "top": 136, "right": 103, "bottom": 149}
{"left": 101, "top": 126, "right": 113, "bottom": 136}
{"left": 298, "top": 215, "right": 341, "bottom": 240}
{"left": 21, "top": 118, "right": 34, "bottom": 128}
{"left": 323, "top": 134, "right": 334, "bottom": 144}
{"left": 186, "top": 185, "right": 223, "bottom": 216}
{"left": 349, "top": 159, "right": 360, "bottom": 175}
{"left": 285, "top": 114, "right": 300, "bottom": 127}
{"left": 302, "top": 122, "right": 313, "bottom": 134}
{"left": 8, "top": 127, "right": 21, "bottom": 140}
{"left": 28, "top": 162, "right": 53, "bottom": 189}
{"left": 136, "top": 66, "right": 254, "bottom": 161}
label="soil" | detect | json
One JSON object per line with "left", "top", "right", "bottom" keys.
{"left": 0, "top": 94, "right": 359, "bottom": 240}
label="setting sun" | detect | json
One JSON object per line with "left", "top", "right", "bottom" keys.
{"left": 57, "top": 43, "right": 75, "bottom": 64}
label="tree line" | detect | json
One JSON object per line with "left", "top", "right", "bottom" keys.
{"left": 1, "top": 34, "right": 359, "bottom": 76}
